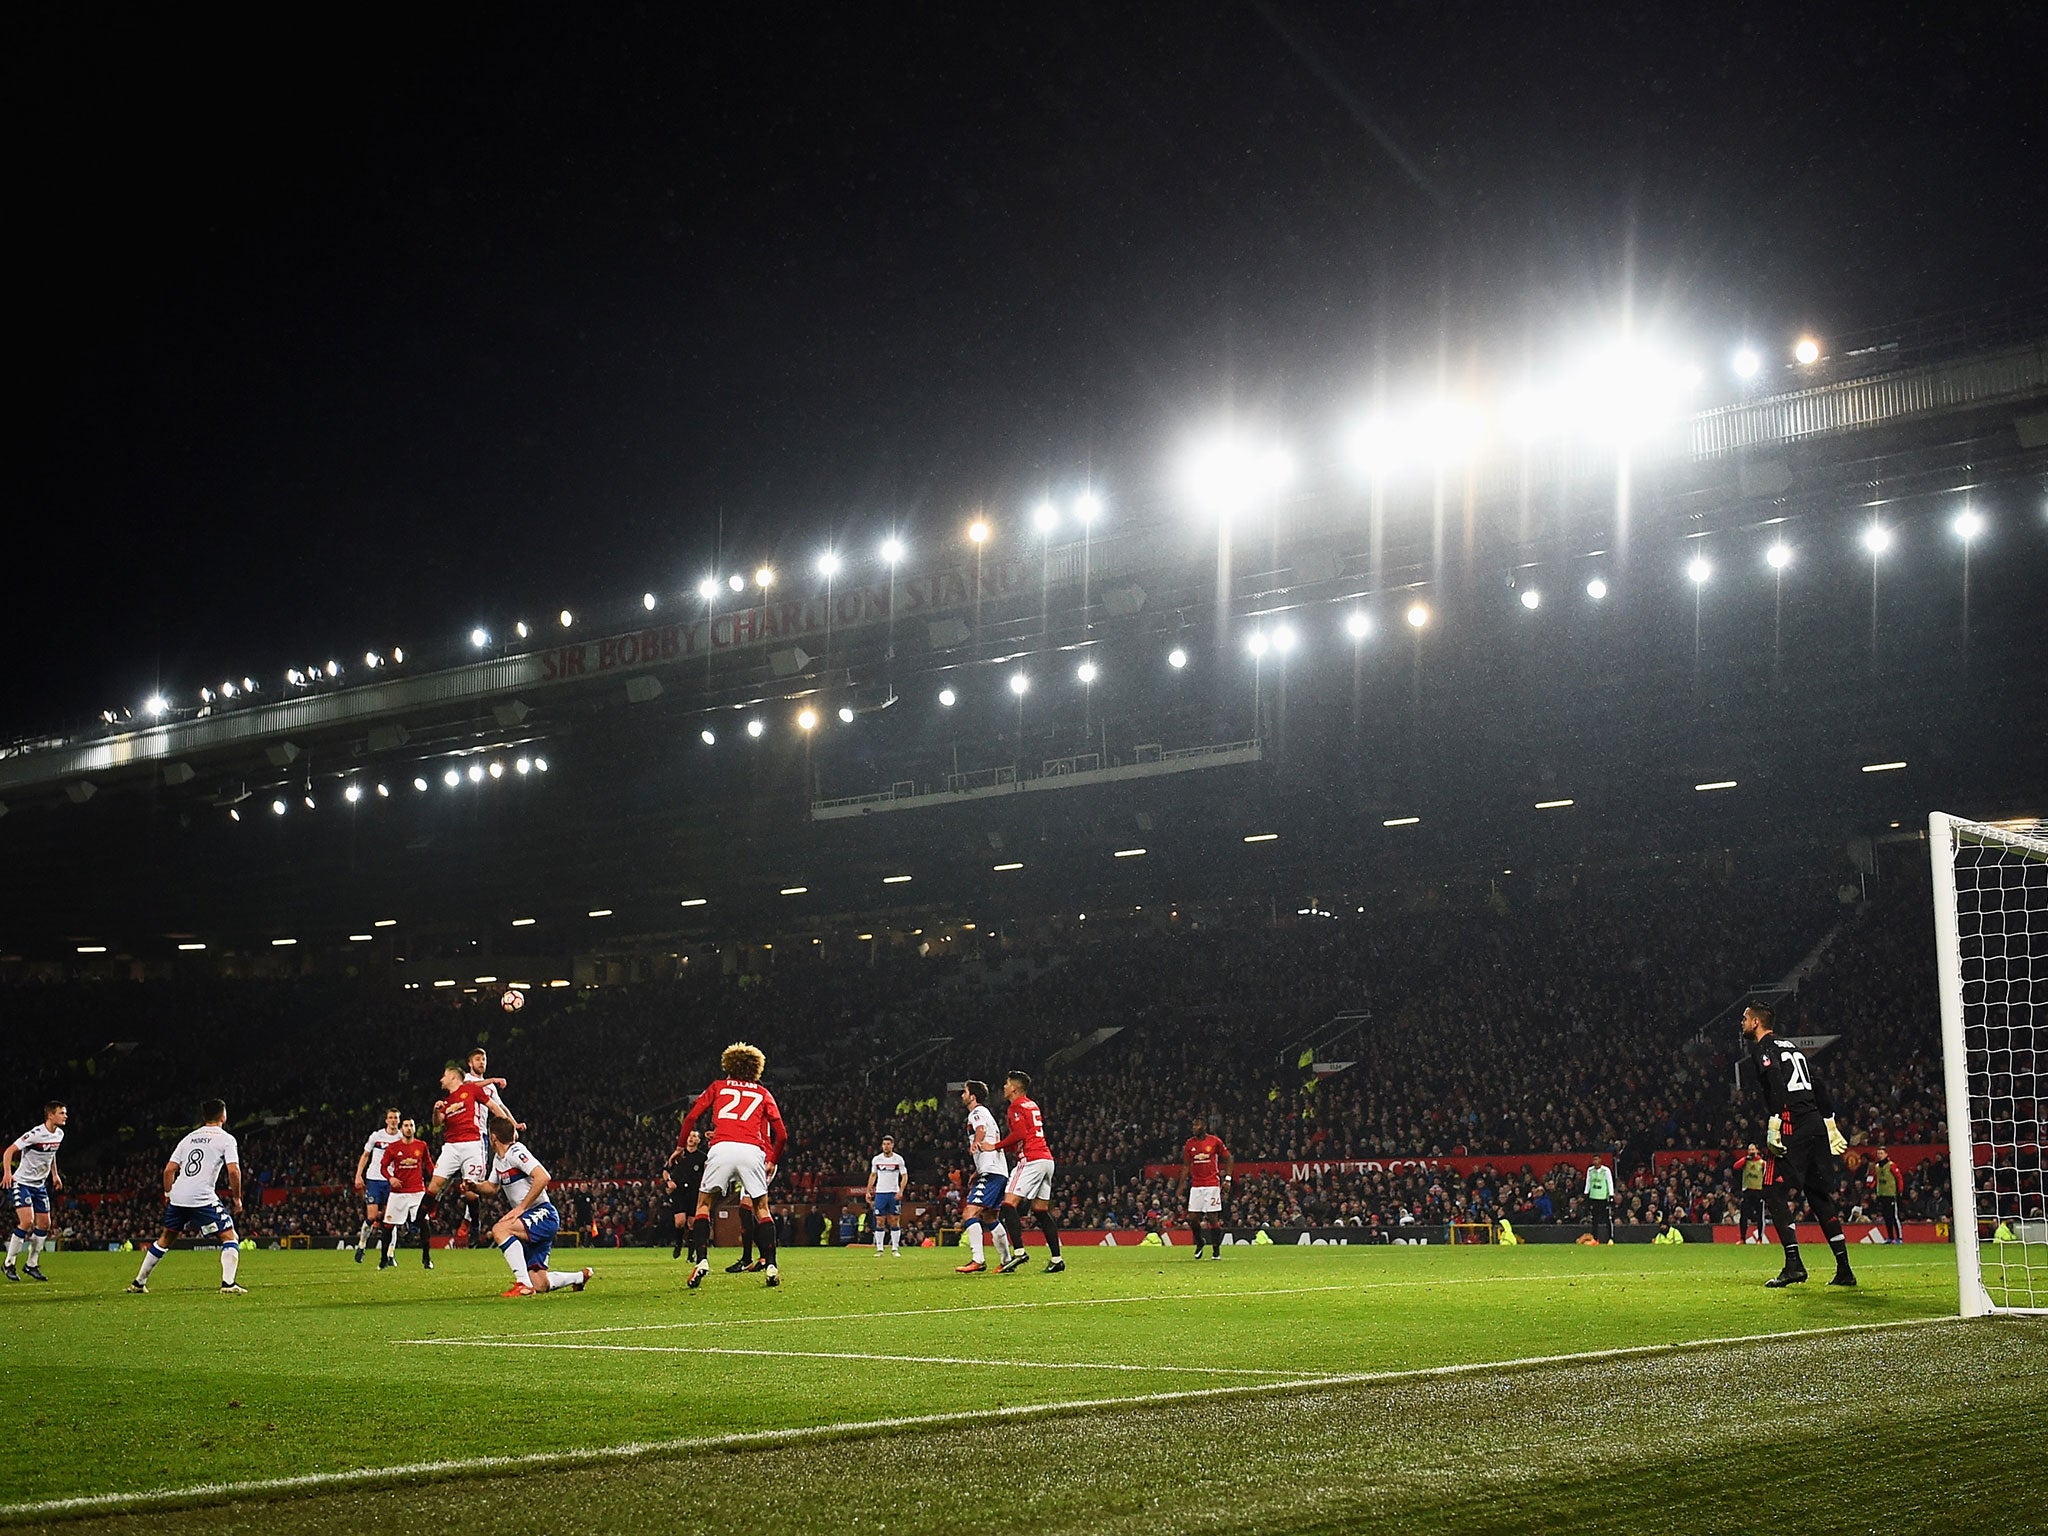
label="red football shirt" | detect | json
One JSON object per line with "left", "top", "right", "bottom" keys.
{"left": 437, "top": 1081, "right": 492, "bottom": 1143}
{"left": 1183, "top": 1134, "right": 1230, "bottom": 1187}
{"left": 380, "top": 1137, "right": 430, "bottom": 1194}
{"left": 681, "top": 1078, "right": 788, "bottom": 1159}
{"left": 992, "top": 1096, "right": 1053, "bottom": 1163}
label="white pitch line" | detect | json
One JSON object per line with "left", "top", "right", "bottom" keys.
{"left": 0, "top": 1313, "right": 1962, "bottom": 1525}
{"left": 407, "top": 1339, "right": 1324, "bottom": 1377}
{"left": 410, "top": 1272, "right": 1663, "bottom": 1345}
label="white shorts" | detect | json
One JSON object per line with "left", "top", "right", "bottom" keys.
{"left": 1008, "top": 1158, "right": 1055, "bottom": 1203}
{"left": 433, "top": 1141, "right": 487, "bottom": 1183}
{"left": 383, "top": 1191, "right": 424, "bottom": 1224}
{"left": 701, "top": 1140, "right": 770, "bottom": 1200}
{"left": 1187, "top": 1185, "right": 1223, "bottom": 1214}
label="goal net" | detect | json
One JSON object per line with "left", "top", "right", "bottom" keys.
{"left": 1929, "top": 813, "right": 2048, "bottom": 1316}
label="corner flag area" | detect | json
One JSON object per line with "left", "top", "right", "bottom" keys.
{"left": 2, "top": 1245, "right": 2039, "bottom": 1532}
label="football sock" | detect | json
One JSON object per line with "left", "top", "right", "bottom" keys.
{"left": 220, "top": 1241, "right": 240, "bottom": 1285}
{"left": 136, "top": 1243, "right": 166, "bottom": 1282}
{"left": 499, "top": 1236, "right": 528, "bottom": 1281}
{"left": 967, "top": 1217, "right": 986, "bottom": 1262}
{"left": 421, "top": 1220, "right": 433, "bottom": 1263}
{"left": 545, "top": 1270, "right": 582, "bottom": 1290}
{"left": 671, "top": 1220, "right": 684, "bottom": 1259}
{"left": 4, "top": 1231, "right": 21, "bottom": 1263}
{"left": 992, "top": 1220, "right": 1013, "bottom": 1263}
{"left": 382, "top": 1224, "right": 398, "bottom": 1260}
{"left": 29, "top": 1233, "right": 46, "bottom": 1263}
{"left": 754, "top": 1216, "right": 778, "bottom": 1267}
{"left": 875, "top": 1229, "right": 886, "bottom": 1252}
{"left": 690, "top": 1215, "right": 713, "bottom": 1261}
{"left": 1035, "top": 1211, "right": 1062, "bottom": 1258}
{"left": 1000, "top": 1206, "right": 1025, "bottom": 1253}
{"left": 738, "top": 1206, "right": 757, "bottom": 1262}
{"left": 890, "top": 1229, "right": 901, "bottom": 1251}
{"left": 355, "top": 1220, "right": 371, "bottom": 1250}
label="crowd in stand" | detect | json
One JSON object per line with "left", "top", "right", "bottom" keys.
{"left": 7, "top": 855, "right": 1958, "bottom": 1249}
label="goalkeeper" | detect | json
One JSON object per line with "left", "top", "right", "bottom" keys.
{"left": 1740, "top": 1004, "right": 1857, "bottom": 1290}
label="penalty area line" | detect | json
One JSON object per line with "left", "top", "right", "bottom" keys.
{"left": 0, "top": 1313, "right": 1962, "bottom": 1525}
{"left": 404, "top": 1339, "right": 1325, "bottom": 1377}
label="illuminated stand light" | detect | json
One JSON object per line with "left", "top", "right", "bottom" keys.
{"left": 1687, "top": 555, "right": 1712, "bottom": 586}
{"left": 1406, "top": 602, "right": 1430, "bottom": 630}
{"left": 642, "top": 593, "right": 657, "bottom": 611}
{"left": 1585, "top": 578, "right": 1608, "bottom": 601}
{"left": 1032, "top": 501, "right": 1059, "bottom": 536}
{"left": 344, "top": 784, "right": 363, "bottom": 803}
{"left": 271, "top": 938, "right": 297, "bottom": 948}
{"left": 348, "top": 934, "right": 373, "bottom": 942}
{"left": 512, "top": 917, "right": 537, "bottom": 927}
{"left": 1183, "top": 430, "right": 1294, "bottom": 520}
{"left": 746, "top": 719, "right": 765, "bottom": 739}
{"left": 488, "top": 761, "right": 505, "bottom": 779}
{"left": 880, "top": 536, "right": 905, "bottom": 565}
{"left": 1383, "top": 816, "right": 1420, "bottom": 828}
{"left": 700, "top": 729, "right": 717, "bottom": 745}
{"left": 1767, "top": 542, "right": 1793, "bottom": 570}
{"left": 515, "top": 756, "right": 532, "bottom": 774}
{"left": 1861, "top": 761, "right": 1908, "bottom": 774}
{"left": 1008, "top": 672, "right": 1029, "bottom": 697}
{"left": 77, "top": 944, "right": 108, "bottom": 955}
{"left": 967, "top": 518, "right": 991, "bottom": 546}
{"left": 1695, "top": 780, "right": 1738, "bottom": 792}
{"left": 515, "top": 622, "right": 530, "bottom": 639}
{"left": 178, "top": 942, "right": 207, "bottom": 952}
{"left": 1344, "top": 612, "right": 1372, "bottom": 641}
{"left": 467, "top": 764, "right": 484, "bottom": 783}
{"left": 443, "top": 769, "right": 461, "bottom": 788}
{"left": 797, "top": 708, "right": 818, "bottom": 731}
{"left": 1732, "top": 347, "right": 1761, "bottom": 380}
{"left": 1793, "top": 336, "right": 1822, "bottom": 366}
{"left": 587, "top": 908, "right": 613, "bottom": 918}
{"left": 816, "top": 551, "right": 842, "bottom": 578}
{"left": 1271, "top": 624, "right": 1297, "bottom": 655}
{"left": 1862, "top": 524, "right": 1893, "bottom": 557}
{"left": 779, "top": 885, "right": 808, "bottom": 896}
{"left": 992, "top": 862, "right": 1024, "bottom": 872}
{"left": 1243, "top": 832, "right": 1279, "bottom": 843}
{"left": 1076, "top": 660, "right": 1098, "bottom": 685}
{"left": 1112, "top": 847, "right": 1146, "bottom": 858}
{"left": 1246, "top": 631, "right": 1269, "bottom": 658}
{"left": 303, "top": 795, "right": 316, "bottom": 809}
{"left": 533, "top": 757, "right": 548, "bottom": 773}
{"left": 698, "top": 576, "right": 719, "bottom": 602}
{"left": 1167, "top": 646, "right": 1188, "bottom": 669}
{"left": 373, "top": 919, "right": 398, "bottom": 928}
{"left": 837, "top": 706, "right": 855, "bottom": 724}
{"left": 413, "top": 776, "right": 429, "bottom": 791}
{"left": 144, "top": 694, "right": 170, "bottom": 718}
{"left": 376, "top": 783, "right": 389, "bottom": 798}
{"left": 755, "top": 566, "right": 776, "bottom": 590}
{"left": 1074, "top": 490, "right": 1103, "bottom": 524}
{"left": 883, "top": 874, "right": 913, "bottom": 884}
{"left": 1953, "top": 509, "right": 1985, "bottom": 542}
{"left": 1519, "top": 588, "right": 1541, "bottom": 611}
{"left": 679, "top": 897, "right": 708, "bottom": 908}
{"left": 470, "top": 628, "right": 490, "bottom": 648}
{"left": 938, "top": 686, "right": 958, "bottom": 707}
{"left": 728, "top": 573, "right": 745, "bottom": 593}
{"left": 1535, "top": 798, "right": 1575, "bottom": 810}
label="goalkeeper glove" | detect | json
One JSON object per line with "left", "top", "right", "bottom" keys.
{"left": 1766, "top": 1120, "right": 1784, "bottom": 1153}
{"left": 1825, "top": 1117, "right": 1848, "bottom": 1156}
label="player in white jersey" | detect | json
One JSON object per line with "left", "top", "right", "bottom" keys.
{"left": 4, "top": 1101, "right": 67, "bottom": 1283}
{"left": 954, "top": 1080, "right": 1014, "bottom": 1274}
{"left": 465, "top": 1115, "right": 590, "bottom": 1297}
{"left": 352, "top": 1108, "right": 403, "bottom": 1263}
{"left": 866, "top": 1136, "right": 909, "bottom": 1254}
{"left": 128, "top": 1099, "right": 247, "bottom": 1295}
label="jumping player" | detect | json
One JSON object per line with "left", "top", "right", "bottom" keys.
{"left": 680, "top": 1042, "right": 788, "bottom": 1290}
{"left": 955, "top": 1080, "right": 1015, "bottom": 1274}
{"left": 1742, "top": 1004, "right": 1857, "bottom": 1288}
{"left": 428, "top": 1062, "right": 503, "bottom": 1250}
{"left": 377, "top": 1117, "right": 432, "bottom": 1269}
{"left": 4, "top": 1101, "right": 67, "bottom": 1282}
{"left": 127, "top": 1099, "right": 246, "bottom": 1295}
{"left": 465, "top": 1116, "right": 591, "bottom": 1296}
{"left": 981, "top": 1070, "right": 1063, "bottom": 1274}
{"left": 1180, "top": 1115, "right": 1233, "bottom": 1259}
{"left": 866, "top": 1135, "right": 908, "bottom": 1255}
{"left": 352, "top": 1108, "right": 403, "bottom": 1263}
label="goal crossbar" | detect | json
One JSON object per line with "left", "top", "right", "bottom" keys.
{"left": 1929, "top": 812, "right": 2048, "bottom": 1317}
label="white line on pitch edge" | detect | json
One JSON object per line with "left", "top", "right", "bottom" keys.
{"left": 1, "top": 1314, "right": 1961, "bottom": 1524}
{"left": 408, "top": 1340, "right": 1322, "bottom": 1376}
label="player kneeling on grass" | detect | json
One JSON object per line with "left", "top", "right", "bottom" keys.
{"left": 128, "top": 1099, "right": 246, "bottom": 1295}
{"left": 680, "top": 1041, "right": 788, "bottom": 1291}
{"left": 465, "top": 1116, "right": 591, "bottom": 1297}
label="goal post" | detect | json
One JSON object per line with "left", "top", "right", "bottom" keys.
{"left": 1929, "top": 812, "right": 2048, "bottom": 1317}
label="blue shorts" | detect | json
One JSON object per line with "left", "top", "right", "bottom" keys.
{"left": 512, "top": 1203, "right": 560, "bottom": 1268}
{"left": 161, "top": 1201, "right": 235, "bottom": 1238}
{"left": 364, "top": 1179, "right": 391, "bottom": 1208}
{"left": 11, "top": 1184, "right": 50, "bottom": 1216}
{"left": 872, "top": 1192, "right": 900, "bottom": 1217}
{"left": 966, "top": 1173, "right": 1007, "bottom": 1210}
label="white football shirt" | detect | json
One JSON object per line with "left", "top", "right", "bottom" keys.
{"left": 9, "top": 1124, "right": 64, "bottom": 1186}
{"left": 967, "top": 1105, "right": 1009, "bottom": 1177}
{"left": 362, "top": 1128, "right": 400, "bottom": 1176}
{"left": 870, "top": 1153, "right": 907, "bottom": 1194}
{"left": 167, "top": 1126, "right": 239, "bottom": 1206}
{"left": 491, "top": 1141, "right": 552, "bottom": 1210}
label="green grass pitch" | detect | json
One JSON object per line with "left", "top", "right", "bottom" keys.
{"left": 1, "top": 1243, "right": 2041, "bottom": 1533}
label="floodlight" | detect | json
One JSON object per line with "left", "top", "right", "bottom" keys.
{"left": 1167, "top": 646, "right": 1188, "bottom": 669}
{"left": 746, "top": 719, "right": 764, "bottom": 738}
{"left": 533, "top": 757, "right": 548, "bottom": 772}
{"left": 1074, "top": 491, "right": 1103, "bottom": 523}
{"left": 838, "top": 706, "right": 855, "bottom": 724}
{"left": 754, "top": 567, "right": 774, "bottom": 589}
{"left": 1862, "top": 524, "right": 1892, "bottom": 556}
{"left": 1954, "top": 509, "right": 1985, "bottom": 541}
{"left": 391, "top": 648, "right": 404, "bottom": 664}
{"left": 1687, "top": 555, "right": 1712, "bottom": 585}
{"left": 1246, "top": 631, "right": 1270, "bottom": 658}
{"left": 286, "top": 669, "right": 305, "bottom": 686}
{"left": 698, "top": 577, "right": 719, "bottom": 601}
{"left": 1183, "top": 431, "right": 1293, "bottom": 520}
{"left": 968, "top": 519, "right": 991, "bottom": 544}
{"left": 376, "top": 783, "right": 389, "bottom": 797}
{"left": 1794, "top": 336, "right": 1821, "bottom": 366}
{"left": 443, "top": 768, "right": 461, "bottom": 787}
{"left": 345, "top": 784, "right": 363, "bottom": 803}
{"left": 559, "top": 610, "right": 574, "bottom": 627}
{"left": 642, "top": 592, "right": 657, "bottom": 611}
{"left": 467, "top": 763, "right": 484, "bottom": 783}
{"left": 1271, "top": 624, "right": 1297, "bottom": 654}
{"left": 1519, "top": 588, "right": 1541, "bottom": 611}
{"left": 1406, "top": 602, "right": 1430, "bottom": 629}
{"left": 413, "top": 776, "right": 429, "bottom": 791}
{"left": 325, "top": 660, "right": 340, "bottom": 677}
{"left": 303, "top": 795, "right": 316, "bottom": 809}
{"left": 1008, "top": 672, "right": 1029, "bottom": 696}
{"left": 364, "top": 652, "right": 382, "bottom": 668}
{"left": 797, "top": 708, "right": 818, "bottom": 731}
{"left": 728, "top": 573, "right": 745, "bottom": 592}
{"left": 1344, "top": 612, "right": 1371, "bottom": 640}
{"left": 1076, "top": 660, "right": 1098, "bottom": 684}
{"left": 488, "top": 761, "right": 504, "bottom": 779}
{"left": 1586, "top": 578, "right": 1608, "bottom": 601}
{"left": 271, "top": 799, "right": 287, "bottom": 815}
{"left": 515, "top": 756, "right": 531, "bottom": 774}
{"left": 880, "top": 536, "right": 905, "bottom": 564}
{"left": 1767, "top": 542, "right": 1793, "bottom": 570}
{"left": 515, "top": 621, "right": 530, "bottom": 639}
{"left": 700, "top": 729, "right": 716, "bottom": 745}
{"left": 1733, "top": 347, "right": 1761, "bottom": 379}
{"left": 242, "top": 677, "right": 256, "bottom": 692}
{"left": 144, "top": 694, "right": 168, "bottom": 717}
{"left": 468, "top": 627, "right": 490, "bottom": 648}
{"left": 1033, "top": 501, "right": 1058, "bottom": 535}
{"left": 817, "top": 551, "right": 842, "bottom": 578}
{"left": 938, "top": 687, "right": 957, "bottom": 707}
{"left": 221, "top": 681, "right": 237, "bottom": 698}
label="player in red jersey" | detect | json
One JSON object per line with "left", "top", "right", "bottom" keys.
{"left": 679, "top": 1042, "right": 788, "bottom": 1290}
{"left": 428, "top": 1062, "right": 506, "bottom": 1253}
{"left": 1180, "top": 1115, "right": 1233, "bottom": 1260}
{"left": 981, "top": 1070, "right": 1063, "bottom": 1274}
{"left": 376, "top": 1117, "right": 433, "bottom": 1269}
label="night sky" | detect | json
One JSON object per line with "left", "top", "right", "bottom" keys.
{"left": 13, "top": 5, "right": 2045, "bottom": 734}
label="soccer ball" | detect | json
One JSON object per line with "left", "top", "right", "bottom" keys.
{"left": 500, "top": 988, "right": 525, "bottom": 1013}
